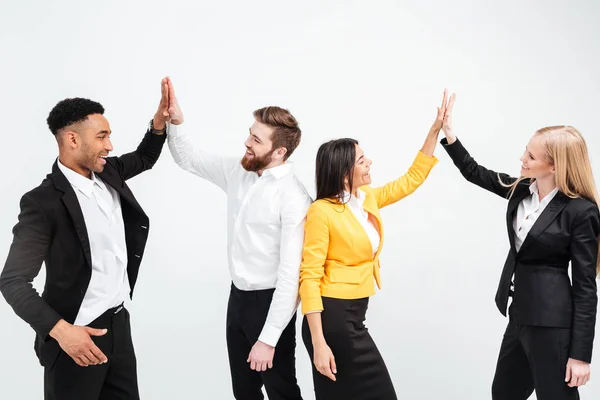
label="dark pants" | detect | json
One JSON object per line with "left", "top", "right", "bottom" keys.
{"left": 44, "top": 305, "right": 139, "bottom": 400}
{"left": 302, "top": 297, "right": 397, "bottom": 400}
{"left": 226, "top": 283, "right": 303, "bottom": 400}
{"left": 492, "top": 320, "right": 579, "bottom": 400}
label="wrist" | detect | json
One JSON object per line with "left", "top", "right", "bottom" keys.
{"left": 312, "top": 337, "right": 327, "bottom": 347}
{"left": 49, "top": 319, "right": 71, "bottom": 341}
{"left": 152, "top": 116, "right": 166, "bottom": 132}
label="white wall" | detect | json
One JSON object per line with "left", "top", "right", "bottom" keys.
{"left": 1, "top": 0, "right": 599, "bottom": 398}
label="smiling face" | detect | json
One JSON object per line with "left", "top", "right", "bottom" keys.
{"left": 241, "top": 120, "right": 277, "bottom": 172}
{"left": 519, "top": 133, "right": 555, "bottom": 180}
{"left": 59, "top": 113, "right": 113, "bottom": 177}
{"left": 349, "top": 144, "right": 372, "bottom": 190}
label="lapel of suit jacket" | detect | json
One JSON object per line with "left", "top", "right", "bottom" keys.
{"left": 506, "top": 182, "right": 532, "bottom": 256}
{"left": 98, "top": 161, "right": 145, "bottom": 216}
{"left": 52, "top": 161, "right": 92, "bottom": 269}
{"left": 518, "top": 191, "right": 570, "bottom": 254}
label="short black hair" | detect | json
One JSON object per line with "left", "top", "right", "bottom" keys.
{"left": 315, "top": 138, "right": 359, "bottom": 201}
{"left": 46, "top": 98, "right": 105, "bottom": 136}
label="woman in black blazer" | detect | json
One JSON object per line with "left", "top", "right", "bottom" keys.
{"left": 440, "top": 94, "right": 600, "bottom": 400}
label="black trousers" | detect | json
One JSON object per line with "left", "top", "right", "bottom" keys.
{"left": 226, "top": 283, "right": 303, "bottom": 400}
{"left": 302, "top": 297, "right": 397, "bottom": 400}
{"left": 44, "top": 305, "right": 139, "bottom": 400}
{"left": 492, "top": 320, "right": 579, "bottom": 400}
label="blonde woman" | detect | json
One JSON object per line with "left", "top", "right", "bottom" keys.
{"left": 441, "top": 94, "right": 600, "bottom": 400}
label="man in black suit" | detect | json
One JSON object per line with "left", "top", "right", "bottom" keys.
{"left": 0, "top": 78, "right": 171, "bottom": 399}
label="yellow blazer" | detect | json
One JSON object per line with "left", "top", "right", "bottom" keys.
{"left": 299, "top": 151, "right": 438, "bottom": 314}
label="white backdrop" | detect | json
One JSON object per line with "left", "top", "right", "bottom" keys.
{"left": 1, "top": 0, "right": 599, "bottom": 398}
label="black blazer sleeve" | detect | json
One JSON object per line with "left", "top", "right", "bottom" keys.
{"left": 441, "top": 137, "right": 521, "bottom": 199}
{"left": 108, "top": 129, "right": 167, "bottom": 181}
{"left": 569, "top": 203, "right": 600, "bottom": 363}
{"left": 0, "top": 193, "right": 62, "bottom": 339}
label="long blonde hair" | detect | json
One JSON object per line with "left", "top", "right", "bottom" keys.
{"left": 502, "top": 126, "right": 600, "bottom": 275}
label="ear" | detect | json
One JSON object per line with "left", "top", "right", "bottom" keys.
{"left": 274, "top": 147, "right": 287, "bottom": 160}
{"left": 63, "top": 130, "right": 80, "bottom": 149}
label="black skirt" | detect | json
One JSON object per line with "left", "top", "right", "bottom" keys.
{"left": 302, "top": 297, "right": 397, "bottom": 400}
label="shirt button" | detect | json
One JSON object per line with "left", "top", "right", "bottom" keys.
{"left": 135, "top": 254, "right": 141, "bottom": 258}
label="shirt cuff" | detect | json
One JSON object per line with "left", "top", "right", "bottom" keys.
{"left": 166, "top": 122, "right": 181, "bottom": 137}
{"left": 416, "top": 150, "right": 439, "bottom": 165}
{"left": 301, "top": 297, "right": 324, "bottom": 315}
{"left": 258, "top": 323, "right": 284, "bottom": 347}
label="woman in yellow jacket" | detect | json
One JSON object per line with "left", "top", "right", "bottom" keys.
{"left": 299, "top": 92, "right": 447, "bottom": 399}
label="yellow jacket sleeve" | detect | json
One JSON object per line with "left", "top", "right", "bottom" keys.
{"left": 372, "top": 151, "right": 438, "bottom": 209}
{"left": 299, "top": 202, "right": 329, "bottom": 314}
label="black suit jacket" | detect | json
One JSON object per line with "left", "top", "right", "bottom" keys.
{"left": 0, "top": 130, "right": 166, "bottom": 366}
{"left": 442, "top": 137, "right": 600, "bottom": 363}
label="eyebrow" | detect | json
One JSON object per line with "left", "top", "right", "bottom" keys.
{"left": 356, "top": 154, "right": 364, "bottom": 162}
{"left": 96, "top": 130, "right": 111, "bottom": 135}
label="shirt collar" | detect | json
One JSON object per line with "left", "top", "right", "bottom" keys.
{"left": 529, "top": 181, "right": 559, "bottom": 203}
{"left": 340, "top": 189, "right": 366, "bottom": 206}
{"left": 57, "top": 158, "right": 101, "bottom": 199}
{"left": 261, "top": 162, "right": 294, "bottom": 179}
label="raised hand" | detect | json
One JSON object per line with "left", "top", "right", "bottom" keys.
{"left": 442, "top": 92, "right": 456, "bottom": 133}
{"left": 153, "top": 77, "right": 170, "bottom": 131}
{"left": 435, "top": 89, "right": 448, "bottom": 129}
{"left": 166, "top": 77, "right": 184, "bottom": 125}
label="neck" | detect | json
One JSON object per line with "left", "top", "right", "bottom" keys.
{"left": 535, "top": 176, "right": 557, "bottom": 200}
{"left": 257, "top": 159, "right": 285, "bottom": 177}
{"left": 344, "top": 185, "right": 358, "bottom": 198}
{"left": 58, "top": 152, "right": 92, "bottom": 179}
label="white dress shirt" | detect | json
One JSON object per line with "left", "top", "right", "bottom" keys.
{"left": 343, "top": 189, "right": 380, "bottom": 255}
{"left": 57, "top": 160, "right": 130, "bottom": 326}
{"left": 167, "top": 124, "right": 312, "bottom": 347}
{"left": 513, "top": 181, "right": 559, "bottom": 252}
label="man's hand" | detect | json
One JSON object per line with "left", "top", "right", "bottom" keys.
{"left": 49, "top": 319, "right": 108, "bottom": 367}
{"left": 153, "top": 77, "right": 170, "bottom": 131}
{"left": 566, "top": 358, "right": 591, "bottom": 387}
{"left": 247, "top": 340, "right": 275, "bottom": 372}
{"left": 166, "top": 77, "right": 184, "bottom": 125}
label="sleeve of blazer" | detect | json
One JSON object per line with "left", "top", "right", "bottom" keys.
{"left": 299, "top": 202, "right": 329, "bottom": 314}
{"left": 0, "top": 193, "right": 63, "bottom": 339}
{"left": 372, "top": 151, "right": 438, "bottom": 209}
{"left": 109, "top": 129, "right": 167, "bottom": 181}
{"left": 568, "top": 203, "right": 600, "bottom": 363}
{"left": 441, "top": 137, "right": 520, "bottom": 199}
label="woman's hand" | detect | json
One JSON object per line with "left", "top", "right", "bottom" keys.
{"left": 313, "top": 341, "right": 337, "bottom": 381}
{"left": 442, "top": 91, "right": 457, "bottom": 144}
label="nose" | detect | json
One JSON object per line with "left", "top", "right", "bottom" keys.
{"left": 519, "top": 152, "right": 526, "bottom": 163}
{"left": 106, "top": 138, "right": 114, "bottom": 152}
{"left": 244, "top": 136, "right": 252, "bottom": 148}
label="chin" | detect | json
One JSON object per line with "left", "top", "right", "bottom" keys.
{"left": 92, "top": 164, "right": 105, "bottom": 173}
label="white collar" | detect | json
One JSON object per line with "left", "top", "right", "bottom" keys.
{"left": 57, "top": 158, "right": 102, "bottom": 199}
{"left": 260, "top": 162, "right": 294, "bottom": 179}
